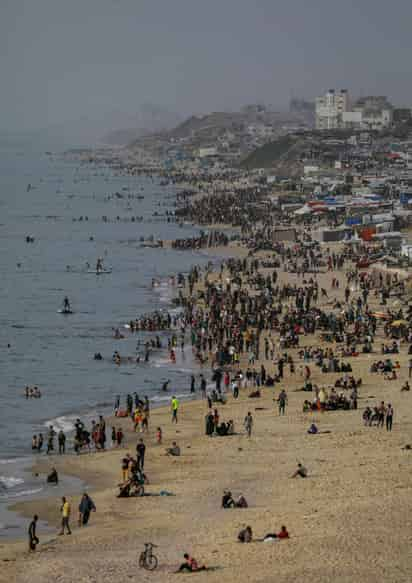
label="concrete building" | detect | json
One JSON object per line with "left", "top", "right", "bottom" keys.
{"left": 316, "top": 89, "right": 349, "bottom": 130}
{"left": 198, "top": 147, "right": 218, "bottom": 158}
{"left": 342, "top": 96, "right": 393, "bottom": 131}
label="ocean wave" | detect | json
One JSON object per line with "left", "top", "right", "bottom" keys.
{"left": 150, "top": 392, "right": 188, "bottom": 403}
{"left": 0, "top": 487, "right": 43, "bottom": 500}
{"left": 0, "top": 476, "right": 24, "bottom": 489}
{"left": 0, "top": 457, "right": 29, "bottom": 465}
{"left": 44, "top": 414, "right": 78, "bottom": 433}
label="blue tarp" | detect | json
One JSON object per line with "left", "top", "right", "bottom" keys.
{"left": 345, "top": 216, "right": 362, "bottom": 226}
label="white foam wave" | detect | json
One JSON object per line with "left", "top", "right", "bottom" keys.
{"left": 0, "top": 476, "right": 24, "bottom": 489}
{"left": 150, "top": 392, "right": 188, "bottom": 403}
{"left": 44, "top": 415, "right": 77, "bottom": 433}
{"left": 0, "top": 487, "right": 43, "bottom": 500}
{"left": 0, "top": 457, "right": 29, "bottom": 465}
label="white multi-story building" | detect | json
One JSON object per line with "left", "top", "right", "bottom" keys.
{"left": 316, "top": 89, "right": 349, "bottom": 130}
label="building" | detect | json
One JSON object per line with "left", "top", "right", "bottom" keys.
{"left": 353, "top": 96, "right": 393, "bottom": 130}
{"left": 316, "top": 89, "right": 349, "bottom": 130}
{"left": 198, "top": 147, "right": 218, "bottom": 158}
{"left": 342, "top": 96, "right": 393, "bottom": 131}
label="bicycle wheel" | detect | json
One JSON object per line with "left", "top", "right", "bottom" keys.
{"left": 144, "top": 555, "right": 158, "bottom": 571}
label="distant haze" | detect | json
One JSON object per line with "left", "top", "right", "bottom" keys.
{"left": 1, "top": 0, "right": 412, "bottom": 143}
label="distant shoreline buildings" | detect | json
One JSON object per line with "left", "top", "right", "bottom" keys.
{"left": 315, "top": 89, "right": 394, "bottom": 131}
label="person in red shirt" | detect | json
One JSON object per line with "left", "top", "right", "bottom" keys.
{"left": 264, "top": 525, "right": 290, "bottom": 541}
{"left": 277, "top": 525, "right": 289, "bottom": 539}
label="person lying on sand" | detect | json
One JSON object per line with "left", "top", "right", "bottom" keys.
{"left": 176, "top": 553, "right": 206, "bottom": 572}
{"left": 264, "top": 525, "right": 289, "bottom": 541}
{"left": 165, "top": 442, "right": 180, "bottom": 456}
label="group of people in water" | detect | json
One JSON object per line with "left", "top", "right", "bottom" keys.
{"left": 25, "top": 386, "right": 42, "bottom": 399}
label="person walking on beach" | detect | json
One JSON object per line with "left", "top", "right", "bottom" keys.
{"left": 136, "top": 438, "right": 146, "bottom": 470}
{"left": 78, "top": 493, "right": 96, "bottom": 526}
{"left": 58, "top": 430, "right": 66, "bottom": 454}
{"left": 386, "top": 404, "right": 394, "bottom": 431}
{"left": 200, "top": 375, "right": 207, "bottom": 398}
{"left": 278, "top": 389, "right": 288, "bottom": 416}
{"left": 28, "top": 515, "right": 39, "bottom": 551}
{"left": 59, "top": 496, "right": 72, "bottom": 535}
{"left": 244, "top": 412, "right": 253, "bottom": 438}
{"left": 171, "top": 396, "right": 179, "bottom": 423}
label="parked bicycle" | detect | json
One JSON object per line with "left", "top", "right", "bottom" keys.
{"left": 139, "top": 542, "right": 158, "bottom": 571}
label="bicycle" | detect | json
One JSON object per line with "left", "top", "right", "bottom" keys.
{"left": 139, "top": 542, "right": 158, "bottom": 571}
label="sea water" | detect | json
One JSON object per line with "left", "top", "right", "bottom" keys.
{"left": 0, "top": 134, "right": 212, "bottom": 532}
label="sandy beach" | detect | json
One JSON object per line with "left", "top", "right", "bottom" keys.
{"left": 2, "top": 242, "right": 412, "bottom": 583}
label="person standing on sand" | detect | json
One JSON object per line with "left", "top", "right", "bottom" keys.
{"left": 386, "top": 404, "right": 394, "bottom": 431}
{"left": 278, "top": 389, "right": 288, "bottom": 415}
{"left": 59, "top": 496, "right": 72, "bottom": 535}
{"left": 200, "top": 375, "right": 207, "bottom": 398}
{"left": 28, "top": 515, "right": 39, "bottom": 551}
{"left": 244, "top": 412, "right": 253, "bottom": 438}
{"left": 136, "top": 438, "right": 146, "bottom": 470}
{"left": 171, "top": 396, "right": 179, "bottom": 423}
{"left": 78, "top": 493, "right": 96, "bottom": 526}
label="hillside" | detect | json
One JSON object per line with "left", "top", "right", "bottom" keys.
{"left": 240, "top": 135, "right": 298, "bottom": 169}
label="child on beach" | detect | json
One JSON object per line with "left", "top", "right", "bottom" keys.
{"left": 156, "top": 427, "right": 162, "bottom": 444}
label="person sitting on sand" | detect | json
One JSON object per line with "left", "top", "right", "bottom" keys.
{"left": 165, "top": 442, "right": 180, "bottom": 456}
{"left": 238, "top": 525, "right": 252, "bottom": 543}
{"left": 222, "top": 490, "right": 235, "bottom": 508}
{"left": 47, "top": 467, "right": 59, "bottom": 485}
{"left": 307, "top": 423, "right": 318, "bottom": 434}
{"left": 236, "top": 494, "right": 248, "bottom": 508}
{"left": 291, "top": 463, "right": 308, "bottom": 478}
{"left": 401, "top": 381, "right": 410, "bottom": 392}
{"left": 177, "top": 553, "right": 206, "bottom": 572}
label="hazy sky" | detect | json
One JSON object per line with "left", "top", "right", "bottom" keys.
{"left": 1, "top": 0, "right": 412, "bottom": 134}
